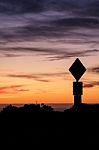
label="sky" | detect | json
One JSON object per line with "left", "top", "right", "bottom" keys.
{"left": 0, "top": 0, "right": 99, "bottom": 104}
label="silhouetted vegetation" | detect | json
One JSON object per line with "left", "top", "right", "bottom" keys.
{"left": 2, "top": 103, "right": 53, "bottom": 114}
{"left": 0, "top": 103, "right": 99, "bottom": 149}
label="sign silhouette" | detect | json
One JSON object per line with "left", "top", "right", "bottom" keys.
{"left": 69, "top": 58, "right": 86, "bottom": 106}
{"left": 69, "top": 58, "right": 86, "bottom": 81}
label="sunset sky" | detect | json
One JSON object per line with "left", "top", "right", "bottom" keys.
{"left": 0, "top": 0, "right": 99, "bottom": 104}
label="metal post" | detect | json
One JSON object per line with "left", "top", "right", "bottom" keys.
{"left": 74, "top": 95, "right": 81, "bottom": 106}
{"left": 73, "top": 82, "right": 83, "bottom": 106}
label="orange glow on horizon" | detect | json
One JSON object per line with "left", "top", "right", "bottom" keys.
{"left": 0, "top": 56, "right": 98, "bottom": 104}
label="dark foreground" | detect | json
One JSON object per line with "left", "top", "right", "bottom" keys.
{"left": 0, "top": 103, "right": 99, "bottom": 149}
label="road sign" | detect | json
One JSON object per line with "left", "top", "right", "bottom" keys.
{"left": 69, "top": 58, "right": 86, "bottom": 81}
{"left": 73, "top": 82, "right": 83, "bottom": 96}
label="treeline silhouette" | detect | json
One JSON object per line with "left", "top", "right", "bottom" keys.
{"left": 0, "top": 103, "right": 99, "bottom": 149}
{"left": 2, "top": 103, "right": 53, "bottom": 114}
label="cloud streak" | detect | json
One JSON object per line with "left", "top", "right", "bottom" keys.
{"left": 47, "top": 49, "right": 99, "bottom": 61}
{"left": 84, "top": 81, "right": 99, "bottom": 88}
{"left": 0, "top": 1, "right": 99, "bottom": 44}
{"left": 6, "top": 72, "right": 67, "bottom": 82}
{"left": 0, "top": 0, "right": 98, "bottom": 65}
{"left": 0, "top": 0, "right": 99, "bottom": 17}
{"left": 89, "top": 66, "right": 99, "bottom": 74}
{"left": 1, "top": 15, "right": 99, "bottom": 43}
{"left": 0, "top": 85, "right": 29, "bottom": 94}
{"left": 53, "top": 17, "right": 99, "bottom": 28}
{"left": 0, "top": 47, "right": 99, "bottom": 60}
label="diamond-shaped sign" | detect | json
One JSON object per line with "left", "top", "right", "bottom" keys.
{"left": 69, "top": 58, "right": 86, "bottom": 81}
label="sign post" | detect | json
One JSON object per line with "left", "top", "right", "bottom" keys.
{"left": 69, "top": 58, "right": 86, "bottom": 106}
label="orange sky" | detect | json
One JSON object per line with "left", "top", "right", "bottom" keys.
{"left": 0, "top": 56, "right": 99, "bottom": 104}
{"left": 0, "top": 0, "right": 99, "bottom": 104}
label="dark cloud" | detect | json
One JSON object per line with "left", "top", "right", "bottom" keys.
{"left": 0, "top": 47, "right": 98, "bottom": 60}
{"left": 47, "top": 49, "right": 99, "bottom": 61}
{"left": 0, "top": 14, "right": 99, "bottom": 45}
{"left": 13, "top": 17, "right": 99, "bottom": 41}
{"left": 84, "top": 83, "right": 94, "bottom": 88}
{"left": 0, "top": 85, "right": 23, "bottom": 90}
{"left": 0, "top": 0, "right": 98, "bottom": 17}
{"left": 83, "top": 1, "right": 99, "bottom": 17}
{"left": 0, "top": 0, "right": 45, "bottom": 14}
{"left": 84, "top": 81, "right": 99, "bottom": 88}
{"left": 6, "top": 72, "right": 67, "bottom": 82}
{"left": 0, "top": 53, "right": 23, "bottom": 58}
{"left": 0, "top": 85, "right": 29, "bottom": 94}
{"left": 53, "top": 17, "right": 99, "bottom": 28}
{"left": 89, "top": 66, "right": 99, "bottom": 74}
{"left": 0, "top": 0, "right": 99, "bottom": 44}
{"left": 0, "top": 0, "right": 99, "bottom": 61}
{"left": 0, "top": 19, "right": 68, "bottom": 43}
{"left": 0, "top": 47, "right": 99, "bottom": 60}
{"left": 8, "top": 74, "right": 50, "bottom": 82}
{"left": 0, "top": 0, "right": 79, "bottom": 15}
{"left": 0, "top": 22, "right": 71, "bottom": 42}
